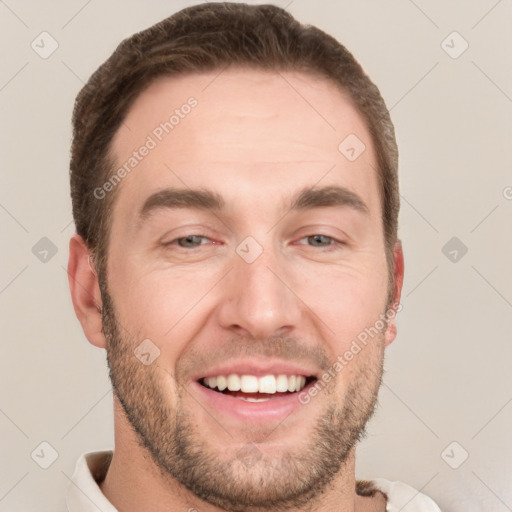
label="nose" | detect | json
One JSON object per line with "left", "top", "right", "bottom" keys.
{"left": 216, "top": 240, "right": 302, "bottom": 340}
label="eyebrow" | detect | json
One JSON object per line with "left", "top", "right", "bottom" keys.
{"left": 137, "top": 184, "right": 369, "bottom": 224}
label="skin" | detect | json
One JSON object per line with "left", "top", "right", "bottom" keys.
{"left": 68, "top": 68, "right": 404, "bottom": 512}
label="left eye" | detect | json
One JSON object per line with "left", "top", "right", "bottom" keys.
{"left": 167, "top": 235, "right": 211, "bottom": 248}
{"left": 298, "top": 234, "right": 340, "bottom": 248}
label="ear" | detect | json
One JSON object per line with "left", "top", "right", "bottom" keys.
{"left": 384, "top": 240, "right": 404, "bottom": 347}
{"left": 67, "top": 233, "right": 106, "bottom": 349}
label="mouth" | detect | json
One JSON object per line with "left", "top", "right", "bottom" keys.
{"left": 198, "top": 374, "right": 318, "bottom": 402}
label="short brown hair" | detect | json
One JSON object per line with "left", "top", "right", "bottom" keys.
{"left": 70, "top": 2, "right": 399, "bottom": 301}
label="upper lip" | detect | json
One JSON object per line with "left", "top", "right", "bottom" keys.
{"left": 192, "top": 358, "right": 321, "bottom": 381}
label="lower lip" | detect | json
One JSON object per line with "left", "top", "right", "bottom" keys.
{"left": 191, "top": 381, "right": 311, "bottom": 423}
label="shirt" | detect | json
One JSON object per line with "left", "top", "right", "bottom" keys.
{"left": 66, "top": 450, "right": 442, "bottom": 512}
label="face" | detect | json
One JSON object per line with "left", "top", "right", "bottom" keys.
{"left": 99, "top": 68, "right": 400, "bottom": 511}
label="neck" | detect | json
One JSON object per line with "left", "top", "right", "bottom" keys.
{"left": 99, "top": 396, "right": 384, "bottom": 512}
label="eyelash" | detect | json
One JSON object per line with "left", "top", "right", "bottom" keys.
{"left": 164, "top": 234, "right": 344, "bottom": 251}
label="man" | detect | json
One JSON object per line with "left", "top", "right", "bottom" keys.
{"left": 66, "top": 3, "right": 441, "bottom": 511}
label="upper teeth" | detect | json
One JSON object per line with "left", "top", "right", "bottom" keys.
{"left": 202, "top": 374, "right": 307, "bottom": 393}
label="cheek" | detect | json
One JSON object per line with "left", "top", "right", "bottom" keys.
{"left": 294, "top": 261, "right": 388, "bottom": 348}
{"left": 107, "top": 257, "right": 206, "bottom": 366}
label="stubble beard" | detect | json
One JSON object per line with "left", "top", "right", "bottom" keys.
{"left": 100, "top": 286, "right": 385, "bottom": 512}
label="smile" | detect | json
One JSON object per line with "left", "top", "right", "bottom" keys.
{"left": 200, "top": 374, "right": 312, "bottom": 402}
{"left": 194, "top": 374, "right": 318, "bottom": 425}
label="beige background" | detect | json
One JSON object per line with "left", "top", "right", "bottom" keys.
{"left": 1, "top": 1, "right": 511, "bottom": 511}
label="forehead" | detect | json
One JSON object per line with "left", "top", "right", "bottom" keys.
{"left": 108, "top": 68, "right": 380, "bottom": 223}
